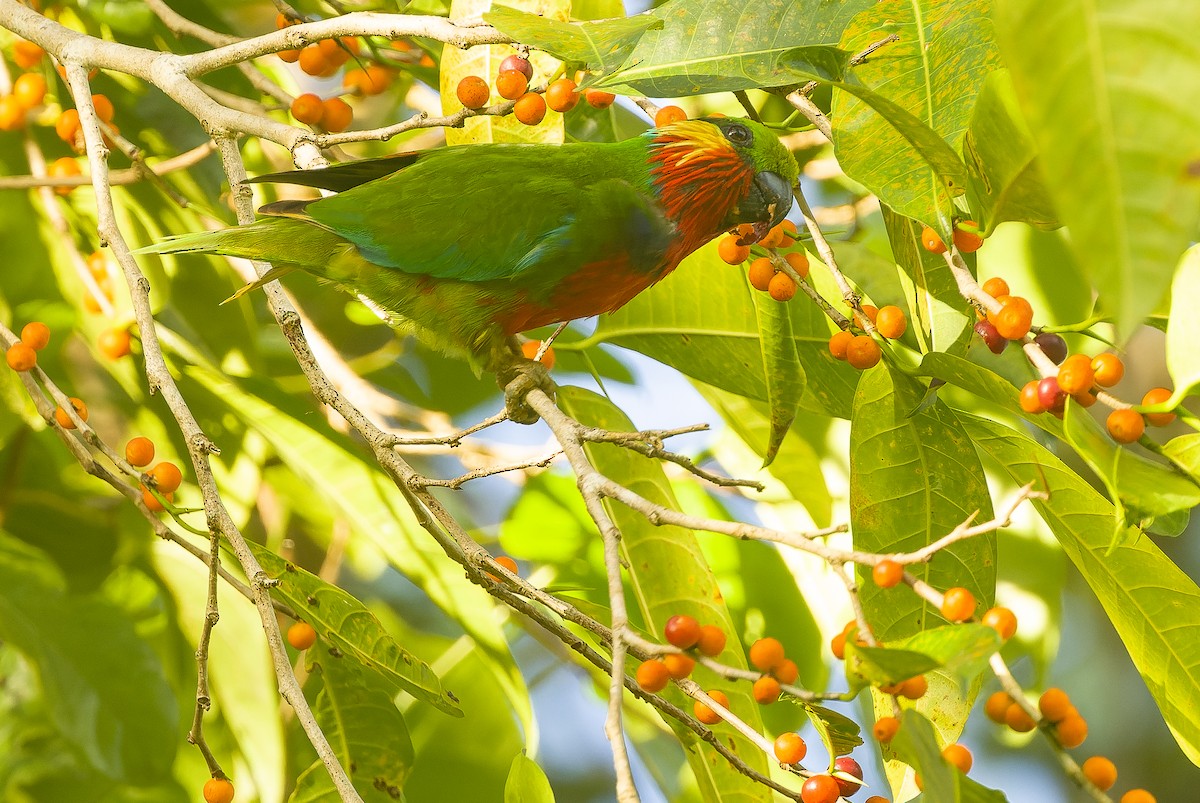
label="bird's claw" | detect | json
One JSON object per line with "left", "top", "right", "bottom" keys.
{"left": 498, "top": 359, "right": 556, "bottom": 425}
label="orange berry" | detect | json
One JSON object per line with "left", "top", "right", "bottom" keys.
{"left": 783, "top": 250, "right": 810, "bottom": 279}
{"left": 13, "top": 72, "right": 46, "bottom": 110}
{"left": 1090, "top": 352, "right": 1125, "bottom": 386}
{"left": 544, "top": 78, "right": 579, "bottom": 112}
{"left": 776, "top": 219, "right": 798, "bottom": 247}
{"left": 872, "top": 559, "right": 904, "bottom": 588}
{"left": 520, "top": 339, "right": 555, "bottom": 369}
{"left": 56, "top": 108, "right": 82, "bottom": 144}
{"left": 1055, "top": 714, "right": 1088, "bottom": 748}
{"left": 150, "top": 461, "right": 184, "bottom": 494}
{"left": 752, "top": 675, "right": 782, "bottom": 704}
{"left": 1120, "top": 790, "right": 1156, "bottom": 803}
{"left": 48, "top": 156, "right": 81, "bottom": 194}
{"left": 513, "top": 92, "right": 546, "bottom": 126}
{"left": 830, "top": 632, "right": 846, "bottom": 660}
{"left": 202, "top": 778, "right": 235, "bottom": 803}
{"left": 981, "top": 606, "right": 1017, "bottom": 640}
{"left": 1020, "top": 380, "right": 1045, "bottom": 414}
{"left": 1106, "top": 408, "right": 1145, "bottom": 444}
{"left": 694, "top": 690, "right": 728, "bottom": 725}
{"left": 320, "top": 98, "right": 353, "bottom": 132}
{"left": 143, "top": 486, "right": 170, "bottom": 512}
{"left": 953, "top": 221, "right": 984, "bottom": 252}
{"left": 54, "top": 397, "right": 88, "bottom": 429}
{"left": 493, "top": 555, "right": 518, "bottom": 575}
{"left": 287, "top": 621, "right": 317, "bottom": 650}
{"left": 297, "top": 46, "right": 329, "bottom": 77}
{"left": 12, "top": 40, "right": 45, "bottom": 69}
{"left": 1141, "top": 387, "right": 1176, "bottom": 426}
{"left": 829, "top": 330, "right": 853, "bottom": 361}
{"left": 981, "top": 277, "right": 1010, "bottom": 298}
{"left": 773, "top": 732, "right": 807, "bottom": 764}
{"left": 941, "top": 587, "right": 977, "bottom": 622}
{"left": 801, "top": 775, "right": 840, "bottom": 803}
{"left": 875, "top": 305, "right": 907, "bottom": 339}
{"left": 275, "top": 12, "right": 294, "bottom": 28}
{"left": 1072, "top": 389, "right": 1098, "bottom": 408}
{"left": 456, "top": 75, "right": 490, "bottom": 110}
{"left": 920, "top": 225, "right": 946, "bottom": 254}
{"left": 859, "top": 304, "right": 879, "bottom": 324}
{"left": 91, "top": 93, "right": 114, "bottom": 123}
{"left": 495, "top": 70, "right": 529, "bottom": 101}
{"left": 768, "top": 271, "right": 796, "bottom": 302}
{"left": 898, "top": 674, "right": 928, "bottom": 700}
{"left": 993, "top": 299, "right": 1034, "bottom": 340}
{"left": 98, "top": 327, "right": 131, "bottom": 359}
{"left": 343, "top": 68, "right": 376, "bottom": 96}
{"left": 654, "top": 105, "right": 687, "bottom": 127}
{"left": 872, "top": 716, "right": 900, "bottom": 742}
{"left": 584, "top": 88, "right": 615, "bottom": 109}
{"left": 1004, "top": 702, "right": 1036, "bottom": 732}
{"left": 1056, "top": 354, "right": 1095, "bottom": 395}
{"left": 748, "top": 637, "right": 785, "bottom": 671}
{"left": 942, "top": 743, "right": 973, "bottom": 773}
{"left": 717, "top": 234, "right": 750, "bottom": 265}
{"left": 20, "top": 321, "right": 51, "bottom": 350}
{"left": 125, "top": 436, "right": 155, "bottom": 467}
{"left": 317, "top": 38, "right": 351, "bottom": 67}
{"left": 1081, "top": 756, "right": 1117, "bottom": 791}
{"left": 636, "top": 659, "right": 670, "bottom": 693}
{"left": 664, "top": 614, "right": 701, "bottom": 649}
{"left": 984, "top": 691, "right": 1013, "bottom": 723}
{"left": 662, "top": 652, "right": 695, "bottom": 679}
{"left": 0, "top": 95, "right": 25, "bottom": 131}
{"left": 277, "top": 48, "right": 301, "bottom": 63}
{"left": 696, "top": 624, "right": 726, "bottom": 657}
{"left": 1038, "top": 687, "right": 1071, "bottom": 722}
{"left": 773, "top": 658, "right": 799, "bottom": 685}
{"left": 6, "top": 342, "right": 37, "bottom": 371}
{"left": 747, "top": 257, "right": 775, "bottom": 291}
{"left": 846, "top": 335, "right": 882, "bottom": 370}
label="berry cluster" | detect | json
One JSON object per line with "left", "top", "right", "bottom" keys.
{"left": 455, "top": 56, "right": 621, "bottom": 127}
{"left": 828, "top": 304, "right": 907, "bottom": 371}
{"left": 716, "top": 220, "right": 808, "bottom": 302}
{"left": 920, "top": 221, "right": 984, "bottom": 255}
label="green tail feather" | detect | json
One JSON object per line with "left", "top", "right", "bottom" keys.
{"left": 134, "top": 218, "right": 340, "bottom": 269}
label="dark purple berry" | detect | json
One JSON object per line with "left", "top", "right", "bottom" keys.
{"left": 1034, "top": 331, "right": 1068, "bottom": 364}
{"left": 499, "top": 55, "right": 533, "bottom": 80}
{"left": 974, "top": 320, "right": 1007, "bottom": 354}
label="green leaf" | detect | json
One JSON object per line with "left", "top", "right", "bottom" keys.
{"left": 964, "top": 413, "right": 1200, "bottom": 764}
{"left": 882, "top": 208, "right": 972, "bottom": 355}
{"left": 751, "top": 285, "right": 805, "bottom": 465}
{"left": 484, "top": 6, "right": 662, "bottom": 75}
{"left": 850, "top": 369, "right": 996, "bottom": 643}
{"left": 993, "top": 0, "right": 1200, "bottom": 338}
{"left": 892, "top": 710, "right": 1009, "bottom": 802}
{"left": 248, "top": 542, "right": 462, "bottom": 716}
{"left": 1164, "top": 433, "right": 1200, "bottom": 484}
{"left": 845, "top": 642, "right": 941, "bottom": 688}
{"left": 0, "top": 531, "right": 177, "bottom": 782}
{"left": 802, "top": 703, "right": 864, "bottom": 759}
{"left": 504, "top": 753, "right": 556, "bottom": 803}
{"left": 1166, "top": 245, "right": 1200, "bottom": 402}
{"left": 918, "top": 351, "right": 1062, "bottom": 439}
{"left": 599, "top": 0, "right": 871, "bottom": 95}
{"left": 894, "top": 625, "right": 1002, "bottom": 683}
{"left": 962, "top": 70, "right": 1058, "bottom": 230}
{"left": 832, "top": 0, "right": 1001, "bottom": 224}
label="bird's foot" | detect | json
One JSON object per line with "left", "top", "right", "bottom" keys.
{"left": 497, "top": 359, "right": 556, "bottom": 425}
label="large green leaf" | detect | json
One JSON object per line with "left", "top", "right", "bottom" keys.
{"left": 557, "top": 386, "right": 772, "bottom": 803}
{"left": 850, "top": 369, "right": 996, "bottom": 643}
{"left": 891, "top": 710, "right": 1009, "bottom": 802}
{"left": 993, "top": 0, "right": 1200, "bottom": 337}
{"left": 1166, "top": 245, "right": 1200, "bottom": 402}
{"left": 883, "top": 208, "right": 972, "bottom": 355}
{"left": 751, "top": 284, "right": 805, "bottom": 465}
{"left": 484, "top": 6, "right": 662, "bottom": 76}
{"left": 504, "top": 753, "right": 556, "bottom": 803}
{"left": 833, "top": 0, "right": 1001, "bottom": 224}
{"left": 964, "top": 414, "right": 1200, "bottom": 764}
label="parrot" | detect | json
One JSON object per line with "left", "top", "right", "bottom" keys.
{"left": 139, "top": 116, "right": 799, "bottom": 421}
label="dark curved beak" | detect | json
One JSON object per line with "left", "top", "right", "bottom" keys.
{"left": 729, "top": 170, "right": 794, "bottom": 243}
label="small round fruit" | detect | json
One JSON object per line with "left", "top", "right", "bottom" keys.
{"left": 495, "top": 69, "right": 528, "bottom": 100}
{"left": 1142, "top": 387, "right": 1176, "bottom": 426}
{"left": 872, "top": 559, "right": 903, "bottom": 588}
{"left": 655, "top": 105, "right": 686, "bottom": 127}
{"left": 1004, "top": 702, "right": 1036, "bottom": 732}
{"left": 21, "top": 321, "right": 50, "bottom": 350}
{"left": 320, "top": 98, "right": 353, "bottom": 133}
{"left": 833, "top": 756, "right": 864, "bottom": 797}
{"left": 920, "top": 226, "right": 946, "bottom": 254}
{"left": 55, "top": 108, "right": 82, "bottom": 144}
{"left": 696, "top": 624, "right": 726, "bottom": 657}
{"left": 636, "top": 659, "right": 670, "bottom": 692}
{"left": 98, "top": 327, "right": 131, "bottom": 359}
{"left": 846, "top": 335, "right": 882, "bottom": 370}
{"left": 1020, "top": 380, "right": 1046, "bottom": 414}
{"left": 748, "top": 637, "right": 785, "bottom": 671}
{"left": 290, "top": 93, "right": 324, "bottom": 125}
{"left": 717, "top": 235, "right": 750, "bottom": 265}
{"left": 773, "top": 732, "right": 807, "bottom": 764}
{"left": 1081, "top": 756, "right": 1117, "bottom": 791}
{"left": 1034, "top": 331, "right": 1068, "bottom": 364}
{"left": 584, "top": 88, "right": 616, "bottom": 109}
{"left": 493, "top": 555, "right": 519, "bottom": 575}
{"left": 830, "top": 632, "right": 846, "bottom": 660}
{"left": 13, "top": 72, "right": 46, "bottom": 110}
{"left": 747, "top": 257, "right": 775, "bottom": 291}
{"left": 953, "top": 221, "right": 984, "bottom": 252}
{"left": 752, "top": 675, "right": 781, "bottom": 704}
{"left": 1037, "top": 377, "right": 1066, "bottom": 414}
{"left": 457, "top": 75, "right": 490, "bottom": 110}
{"left": 898, "top": 674, "right": 928, "bottom": 700}
{"left": 776, "top": 220, "right": 798, "bottom": 246}
{"left": 981, "top": 277, "right": 1010, "bottom": 298}
{"left": 12, "top": 40, "right": 45, "bottom": 69}
{"left": 513, "top": 92, "right": 546, "bottom": 126}
{"left": 942, "top": 743, "right": 972, "bottom": 773}
{"left": 125, "top": 437, "right": 155, "bottom": 467}
{"left": 91, "top": 94, "right": 114, "bottom": 123}
{"left": 203, "top": 778, "right": 235, "bottom": 803}
{"left": 829, "top": 330, "right": 854, "bottom": 361}
{"left": 1055, "top": 714, "right": 1088, "bottom": 748}
{"left": 499, "top": 54, "right": 533, "bottom": 80}
{"left": 993, "top": 299, "right": 1034, "bottom": 340}
{"left": 783, "top": 250, "right": 810, "bottom": 279}
{"left": 800, "top": 775, "right": 840, "bottom": 803}
{"left": 150, "top": 461, "right": 184, "bottom": 494}
{"left": 941, "top": 587, "right": 977, "bottom": 622}
{"left": 6, "top": 342, "right": 37, "bottom": 371}
{"left": 773, "top": 658, "right": 799, "bottom": 685}
{"left": 1037, "top": 687, "right": 1071, "bottom": 721}
{"left": 694, "top": 690, "right": 728, "bottom": 725}
{"left": 48, "top": 156, "right": 81, "bottom": 194}
{"left": 1091, "top": 352, "right": 1125, "bottom": 386}
{"left": 875, "top": 306, "right": 907, "bottom": 339}
{"left": 519, "top": 339, "right": 555, "bottom": 369}
{"left": 545, "top": 79, "right": 579, "bottom": 112}
{"left": 981, "top": 606, "right": 1017, "bottom": 640}
{"left": 1106, "top": 409, "right": 1145, "bottom": 444}
{"left": 872, "top": 716, "right": 900, "bottom": 742}
{"left": 287, "top": 621, "right": 317, "bottom": 650}
{"left": 1056, "top": 354, "right": 1095, "bottom": 395}
{"left": 662, "top": 652, "right": 695, "bottom": 679}
{"left": 277, "top": 48, "right": 301, "bottom": 63}
{"left": 54, "top": 397, "right": 88, "bottom": 429}
{"left": 664, "top": 614, "right": 702, "bottom": 649}
{"left": 1120, "top": 790, "right": 1155, "bottom": 803}
{"left": 768, "top": 271, "right": 796, "bottom": 302}
{"left": 142, "top": 487, "right": 173, "bottom": 512}
{"left": 973, "top": 320, "right": 1007, "bottom": 354}
{"left": 297, "top": 46, "right": 329, "bottom": 76}
{"left": 984, "top": 691, "right": 1013, "bottom": 723}
{"left": 859, "top": 304, "right": 879, "bottom": 324}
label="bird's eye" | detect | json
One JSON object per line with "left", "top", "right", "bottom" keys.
{"left": 724, "top": 123, "right": 752, "bottom": 145}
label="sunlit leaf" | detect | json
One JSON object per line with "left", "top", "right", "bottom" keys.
{"left": 504, "top": 752, "right": 556, "bottom": 803}
{"left": 485, "top": 6, "right": 661, "bottom": 75}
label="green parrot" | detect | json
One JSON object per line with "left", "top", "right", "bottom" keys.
{"left": 140, "top": 117, "right": 798, "bottom": 418}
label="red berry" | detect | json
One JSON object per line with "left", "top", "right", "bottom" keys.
{"left": 1056, "top": 714, "right": 1088, "bottom": 748}
{"left": 1038, "top": 687, "right": 1072, "bottom": 722}
{"left": 495, "top": 69, "right": 529, "bottom": 100}
{"left": 1019, "top": 380, "right": 1045, "bottom": 414}
{"left": 875, "top": 305, "right": 907, "bottom": 339}
{"left": 584, "top": 88, "right": 616, "bottom": 109}
{"left": 846, "top": 335, "right": 882, "bottom": 370}
{"left": 974, "top": 320, "right": 1007, "bottom": 354}
{"left": 664, "top": 615, "right": 701, "bottom": 650}
{"left": 829, "top": 330, "right": 853, "bottom": 361}
{"left": 1056, "top": 354, "right": 1095, "bottom": 395}
{"left": 768, "top": 271, "right": 797, "bottom": 302}
{"left": 773, "top": 658, "right": 799, "bottom": 685}
{"left": 654, "top": 105, "right": 687, "bottom": 127}
{"left": 801, "top": 774, "right": 841, "bottom": 803}
{"left": 513, "top": 92, "right": 547, "bottom": 126}
{"left": 499, "top": 54, "right": 533, "bottom": 80}
{"left": 662, "top": 653, "right": 695, "bottom": 679}
{"left": 833, "top": 756, "right": 864, "bottom": 797}
{"left": 54, "top": 397, "right": 88, "bottom": 429}
{"left": 984, "top": 691, "right": 1013, "bottom": 723}
{"left": 1037, "top": 376, "right": 1066, "bottom": 414}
